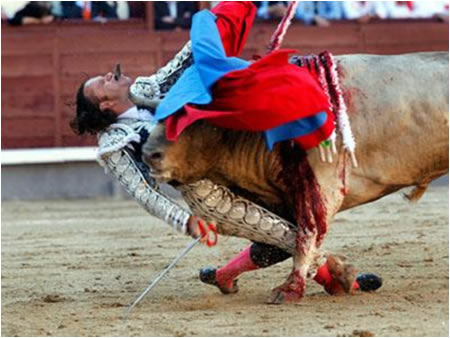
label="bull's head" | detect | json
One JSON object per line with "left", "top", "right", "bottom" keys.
{"left": 143, "top": 121, "right": 224, "bottom": 185}
{"left": 144, "top": 120, "right": 287, "bottom": 206}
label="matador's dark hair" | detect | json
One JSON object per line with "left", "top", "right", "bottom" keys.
{"left": 70, "top": 81, "right": 118, "bottom": 135}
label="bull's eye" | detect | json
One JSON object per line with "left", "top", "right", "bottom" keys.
{"left": 168, "top": 180, "right": 181, "bottom": 187}
{"left": 149, "top": 152, "right": 162, "bottom": 161}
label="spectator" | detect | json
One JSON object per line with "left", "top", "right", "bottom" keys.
{"left": 433, "top": 2, "right": 449, "bottom": 22}
{"left": 296, "top": 1, "right": 343, "bottom": 26}
{"left": 62, "top": 1, "right": 118, "bottom": 21}
{"left": 61, "top": 1, "right": 82, "bottom": 19}
{"left": 1, "top": 1, "right": 27, "bottom": 20}
{"left": 51, "top": 1, "right": 64, "bottom": 18}
{"left": 254, "top": 1, "right": 288, "bottom": 20}
{"left": 127, "top": 1, "right": 146, "bottom": 19}
{"left": 341, "top": 1, "right": 389, "bottom": 23}
{"left": 7, "top": 1, "right": 54, "bottom": 26}
{"left": 91, "top": 1, "right": 118, "bottom": 20}
{"left": 154, "top": 1, "right": 198, "bottom": 30}
{"left": 383, "top": 1, "right": 415, "bottom": 19}
{"left": 116, "top": 1, "right": 130, "bottom": 19}
{"left": 1, "top": 6, "right": 8, "bottom": 22}
{"left": 384, "top": 1, "right": 449, "bottom": 20}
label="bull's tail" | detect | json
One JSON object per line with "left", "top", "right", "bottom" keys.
{"left": 403, "top": 183, "right": 429, "bottom": 203}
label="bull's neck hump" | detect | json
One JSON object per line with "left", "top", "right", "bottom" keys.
{"left": 217, "top": 132, "right": 284, "bottom": 204}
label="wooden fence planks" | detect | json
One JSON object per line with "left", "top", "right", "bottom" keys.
{"left": 1, "top": 20, "right": 448, "bottom": 149}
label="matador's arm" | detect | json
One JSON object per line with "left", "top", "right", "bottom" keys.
{"left": 97, "top": 120, "right": 298, "bottom": 253}
{"left": 181, "top": 180, "right": 297, "bottom": 254}
{"left": 97, "top": 121, "right": 191, "bottom": 234}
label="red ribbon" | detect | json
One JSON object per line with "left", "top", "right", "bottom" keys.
{"left": 197, "top": 220, "right": 218, "bottom": 247}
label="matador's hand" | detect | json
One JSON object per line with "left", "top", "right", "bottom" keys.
{"left": 187, "top": 216, "right": 218, "bottom": 246}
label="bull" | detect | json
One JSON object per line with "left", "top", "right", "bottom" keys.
{"left": 143, "top": 52, "right": 449, "bottom": 303}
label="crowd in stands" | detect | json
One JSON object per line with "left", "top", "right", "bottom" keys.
{"left": 255, "top": 1, "right": 449, "bottom": 26}
{"left": 1, "top": 1, "right": 145, "bottom": 25}
{"left": 2, "top": 1, "right": 449, "bottom": 28}
{"left": 154, "top": 2, "right": 198, "bottom": 30}
{"left": 3, "top": 2, "right": 55, "bottom": 26}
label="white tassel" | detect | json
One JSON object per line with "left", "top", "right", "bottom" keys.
{"left": 327, "top": 53, "right": 358, "bottom": 167}
{"left": 330, "top": 130, "right": 337, "bottom": 154}
{"left": 318, "top": 146, "right": 326, "bottom": 163}
{"left": 316, "top": 58, "right": 337, "bottom": 164}
{"left": 326, "top": 146, "right": 333, "bottom": 163}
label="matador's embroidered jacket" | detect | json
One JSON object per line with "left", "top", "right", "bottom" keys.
{"left": 97, "top": 107, "right": 297, "bottom": 254}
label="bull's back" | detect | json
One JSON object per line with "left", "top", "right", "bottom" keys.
{"left": 335, "top": 52, "right": 449, "bottom": 208}
{"left": 337, "top": 52, "right": 448, "bottom": 147}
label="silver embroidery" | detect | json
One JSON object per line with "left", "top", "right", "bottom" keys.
{"left": 180, "top": 180, "right": 297, "bottom": 254}
{"left": 97, "top": 121, "right": 191, "bottom": 234}
{"left": 129, "top": 41, "right": 193, "bottom": 108}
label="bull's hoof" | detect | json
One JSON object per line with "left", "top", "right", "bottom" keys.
{"left": 199, "top": 267, "right": 239, "bottom": 295}
{"left": 338, "top": 264, "right": 358, "bottom": 293}
{"left": 267, "top": 271, "right": 306, "bottom": 304}
{"left": 356, "top": 273, "right": 383, "bottom": 292}
{"left": 326, "top": 255, "right": 358, "bottom": 294}
{"left": 267, "top": 288, "right": 304, "bottom": 304}
{"left": 267, "top": 289, "right": 286, "bottom": 304}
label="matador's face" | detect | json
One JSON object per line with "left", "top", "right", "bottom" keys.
{"left": 84, "top": 70, "right": 132, "bottom": 113}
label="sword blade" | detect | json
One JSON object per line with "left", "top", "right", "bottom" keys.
{"left": 125, "top": 237, "right": 201, "bottom": 315}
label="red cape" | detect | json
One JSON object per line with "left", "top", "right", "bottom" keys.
{"left": 165, "top": 1, "right": 334, "bottom": 150}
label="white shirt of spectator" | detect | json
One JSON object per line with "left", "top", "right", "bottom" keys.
{"left": 1, "top": 0, "right": 27, "bottom": 18}
{"left": 383, "top": 1, "right": 414, "bottom": 18}
{"left": 168, "top": 2, "right": 177, "bottom": 19}
{"left": 412, "top": 1, "right": 449, "bottom": 18}
{"left": 75, "top": 1, "right": 90, "bottom": 12}
{"left": 116, "top": 1, "right": 130, "bottom": 20}
{"left": 342, "top": 2, "right": 389, "bottom": 20}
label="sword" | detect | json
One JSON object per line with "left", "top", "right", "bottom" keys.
{"left": 125, "top": 236, "right": 201, "bottom": 316}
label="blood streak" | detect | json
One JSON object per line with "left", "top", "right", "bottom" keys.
{"left": 287, "top": 270, "right": 306, "bottom": 299}
{"left": 279, "top": 142, "right": 328, "bottom": 252}
{"left": 272, "top": 269, "right": 306, "bottom": 301}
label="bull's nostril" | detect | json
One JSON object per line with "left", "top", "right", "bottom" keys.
{"left": 150, "top": 152, "right": 162, "bottom": 161}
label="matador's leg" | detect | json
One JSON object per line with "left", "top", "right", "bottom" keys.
{"left": 199, "top": 242, "right": 382, "bottom": 295}
{"left": 181, "top": 180, "right": 382, "bottom": 296}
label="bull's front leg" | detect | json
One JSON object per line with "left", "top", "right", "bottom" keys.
{"left": 267, "top": 229, "right": 358, "bottom": 304}
{"left": 269, "top": 144, "right": 356, "bottom": 304}
{"left": 267, "top": 228, "right": 318, "bottom": 304}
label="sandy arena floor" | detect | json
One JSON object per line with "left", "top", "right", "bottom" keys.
{"left": 1, "top": 186, "right": 448, "bottom": 337}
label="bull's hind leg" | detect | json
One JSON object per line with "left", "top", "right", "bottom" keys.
{"left": 323, "top": 254, "right": 358, "bottom": 294}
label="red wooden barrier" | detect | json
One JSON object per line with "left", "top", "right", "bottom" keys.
{"left": 1, "top": 19, "right": 448, "bottom": 149}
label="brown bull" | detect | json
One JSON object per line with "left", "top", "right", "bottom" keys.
{"left": 144, "top": 52, "right": 449, "bottom": 303}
